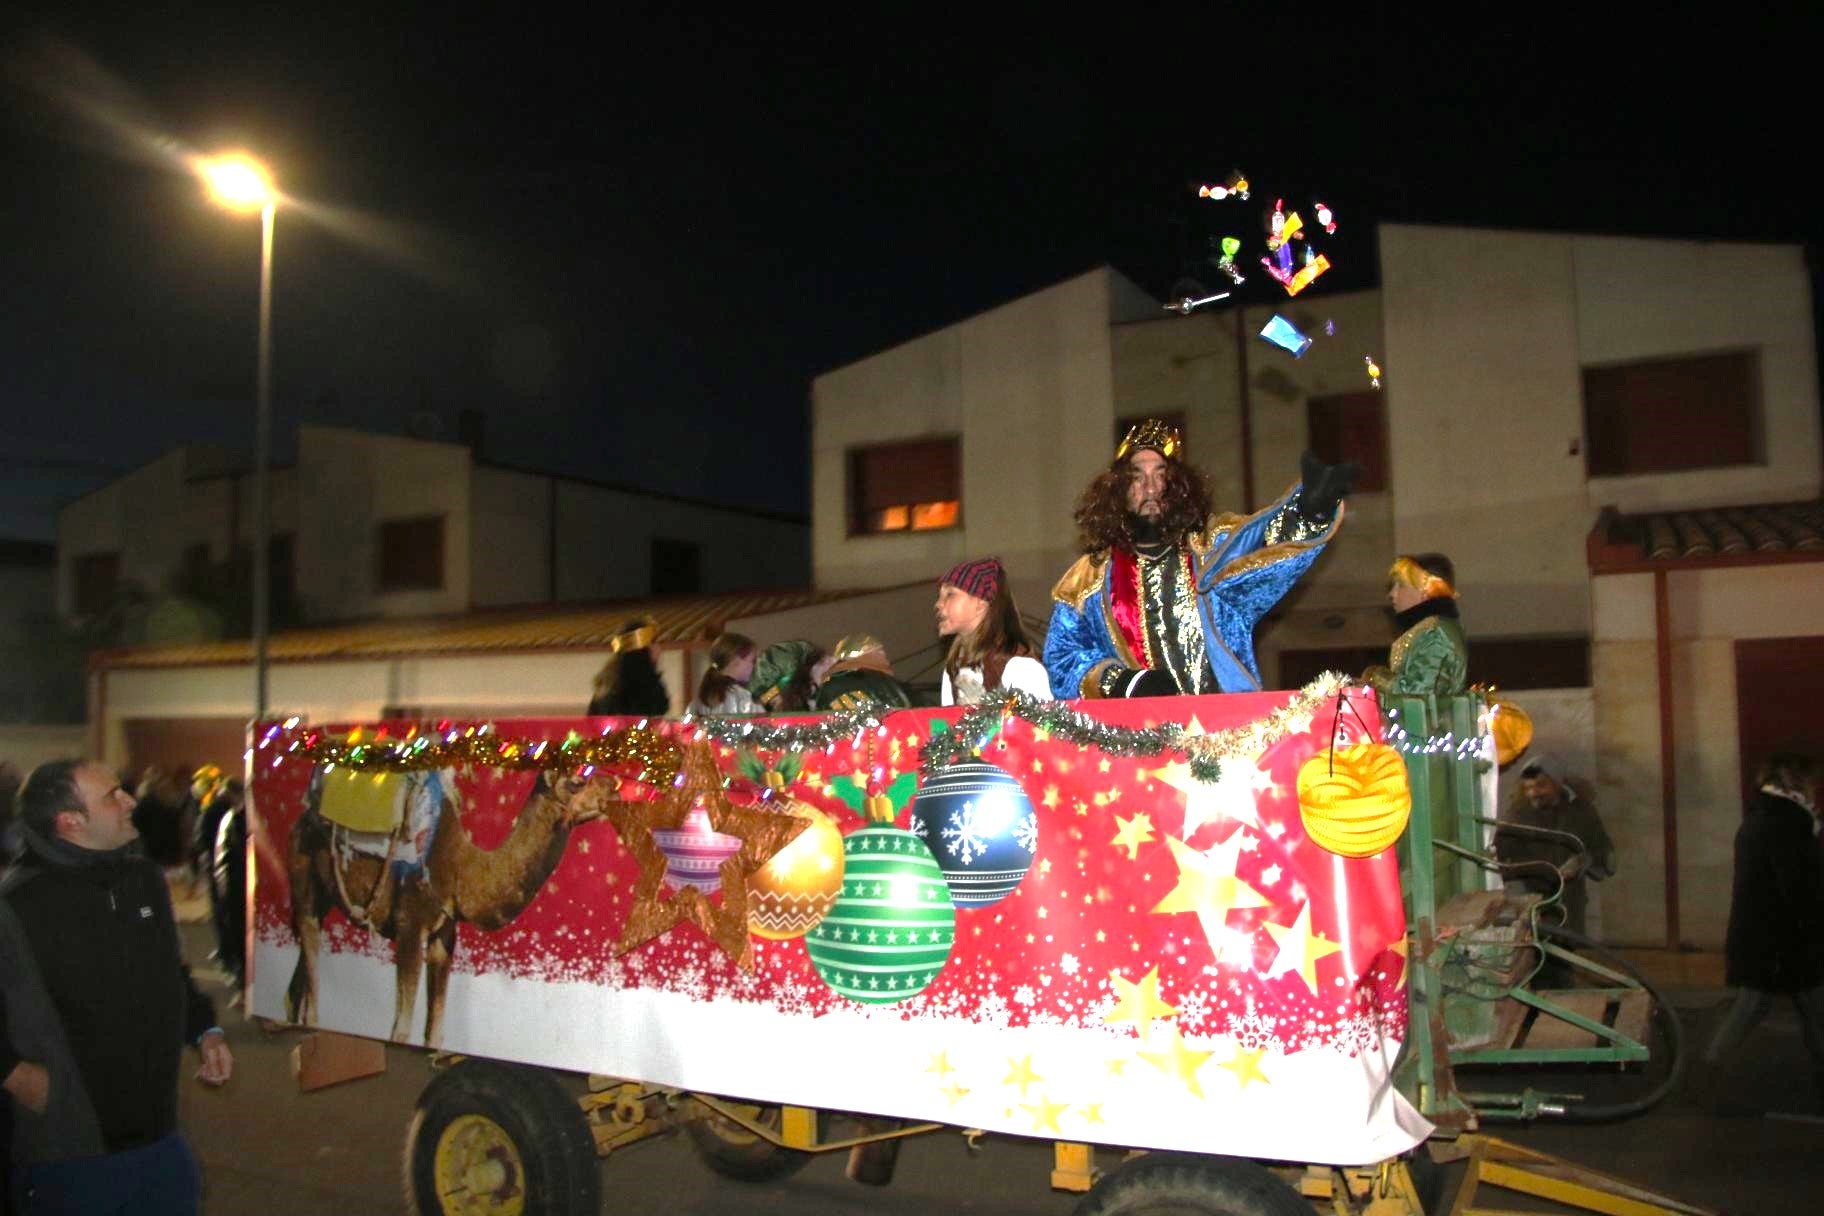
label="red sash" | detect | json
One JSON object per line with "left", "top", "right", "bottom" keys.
{"left": 1106, "top": 546, "right": 1196, "bottom": 669}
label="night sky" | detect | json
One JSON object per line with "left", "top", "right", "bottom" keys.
{"left": 3, "top": 9, "right": 1816, "bottom": 542}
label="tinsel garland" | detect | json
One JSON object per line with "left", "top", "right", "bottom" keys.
{"left": 273, "top": 721, "right": 682, "bottom": 787}
{"left": 682, "top": 705, "right": 890, "bottom": 752}
{"left": 919, "top": 672, "right": 1351, "bottom": 781}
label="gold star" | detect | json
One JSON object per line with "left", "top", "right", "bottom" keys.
{"left": 1003, "top": 1054, "right": 1042, "bottom": 1097}
{"left": 594, "top": 741, "right": 807, "bottom": 970}
{"left": 1150, "top": 832, "right": 1270, "bottom": 958}
{"left": 1111, "top": 811, "right": 1157, "bottom": 860}
{"left": 1105, "top": 786, "right": 1122, "bottom": 803}
{"left": 1263, "top": 902, "right": 1344, "bottom": 995}
{"left": 1219, "top": 1045, "right": 1270, "bottom": 1088}
{"left": 1098, "top": 757, "right": 1112, "bottom": 773}
{"left": 1106, "top": 1057, "right": 1128, "bottom": 1076}
{"left": 1080, "top": 1102, "right": 1105, "bottom": 1125}
{"left": 577, "top": 838, "right": 591, "bottom": 855}
{"left": 940, "top": 1081, "right": 970, "bottom": 1106}
{"left": 1386, "top": 936, "right": 1409, "bottom": 985}
{"left": 927, "top": 1051, "right": 955, "bottom": 1077}
{"left": 1137, "top": 1025, "right": 1214, "bottom": 1098}
{"left": 1042, "top": 785, "right": 1061, "bottom": 809}
{"left": 1153, "top": 755, "right": 1261, "bottom": 837}
{"left": 1105, "top": 965, "right": 1178, "bottom": 1040}
{"left": 1031, "top": 726, "right": 1053, "bottom": 744}
{"left": 1093, "top": 791, "right": 1109, "bottom": 807}
{"left": 1031, "top": 759, "right": 1044, "bottom": 774}
{"left": 1022, "top": 1093, "right": 1070, "bottom": 1133}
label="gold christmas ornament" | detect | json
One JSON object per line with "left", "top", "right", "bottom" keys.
{"left": 1487, "top": 697, "right": 1534, "bottom": 768}
{"left": 1297, "top": 742, "right": 1412, "bottom": 858}
{"left": 746, "top": 799, "right": 846, "bottom": 941}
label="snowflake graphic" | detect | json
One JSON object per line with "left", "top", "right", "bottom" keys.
{"left": 943, "top": 800, "right": 989, "bottom": 864}
{"left": 1013, "top": 984, "right": 1038, "bottom": 1007}
{"left": 1060, "top": 953, "right": 1080, "bottom": 976}
{"left": 1012, "top": 810, "right": 1038, "bottom": 854}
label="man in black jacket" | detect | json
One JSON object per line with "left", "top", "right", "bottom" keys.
{"left": 0, "top": 758, "right": 232, "bottom": 1213}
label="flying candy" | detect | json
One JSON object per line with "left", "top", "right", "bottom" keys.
{"left": 1215, "top": 236, "right": 1246, "bottom": 284}
{"left": 1284, "top": 253, "right": 1331, "bottom": 296}
{"left": 1324, "top": 320, "right": 1336, "bottom": 336}
{"left": 1163, "top": 291, "right": 1231, "bottom": 315}
{"left": 1197, "top": 172, "right": 1251, "bottom": 201}
{"left": 1315, "top": 202, "right": 1337, "bottom": 234}
{"left": 1259, "top": 314, "right": 1313, "bottom": 357}
{"left": 1261, "top": 254, "right": 1293, "bottom": 286}
{"left": 1365, "top": 355, "right": 1383, "bottom": 388}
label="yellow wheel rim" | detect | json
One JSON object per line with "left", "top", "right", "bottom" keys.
{"left": 433, "top": 1113, "right": 526, "bottom": 1216}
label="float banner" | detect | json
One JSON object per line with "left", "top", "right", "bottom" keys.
{"left": 250, "top": 689, "right": 1429, "bottom": 1164}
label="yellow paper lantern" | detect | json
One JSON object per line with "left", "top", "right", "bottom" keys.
{"left": 1297, "top": 742, "right": 1413, "bottom": 858}
{"left": 1487, "top": 697, "right": 1533, "bottom": 768}
{"left": 746, "top": 799, "right": 846, "bottom": 941}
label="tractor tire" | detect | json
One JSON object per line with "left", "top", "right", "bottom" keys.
{"left": 403, "top": 1059, "right": 601, "bottom": 1216}
{"left": 1073, "top": 1153, "right": 1308, "bottom": 1216}
{"left": 684, "top": 1100, "right": 819, "bottom": 1183}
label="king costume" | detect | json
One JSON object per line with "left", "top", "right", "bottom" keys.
{"left": 1044, "top": 420, "right": 1353, "bottom": 699}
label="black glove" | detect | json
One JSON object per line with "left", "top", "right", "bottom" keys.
{"left": 1298, "top": 450, "right": 1360, "bottom": 524}
{"left": 1125, "top": 669, "right": 1180, "bottom": 698}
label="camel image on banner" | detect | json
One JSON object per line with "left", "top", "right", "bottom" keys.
{"left": 284, "top": 765, "right": 608, "bottom": 1048}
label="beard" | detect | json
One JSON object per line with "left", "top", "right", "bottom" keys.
{"left": 1127, "top": 513, "right": 1167, "bottom": 546}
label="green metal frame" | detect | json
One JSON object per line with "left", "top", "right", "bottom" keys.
{"left": 1384, "top": 693, "right": 1656, "bottom": 1124}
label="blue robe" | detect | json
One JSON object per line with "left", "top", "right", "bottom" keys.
{"left": 1043, "top": 482, "right": 1341, "bottom": 698}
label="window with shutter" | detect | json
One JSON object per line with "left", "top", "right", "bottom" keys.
{"left": 847, "top": 437, "right": 961, "bottom": 535}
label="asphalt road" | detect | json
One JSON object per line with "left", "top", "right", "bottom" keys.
{"left": 178, "top": 920, "right": 1822, "bottom": 1214}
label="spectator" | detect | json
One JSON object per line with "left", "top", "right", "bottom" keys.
{"left": 1698, "top": 751, "right": 1824, "bottom": 1114}
{"left": 689, "top": 632, "right": 759, "bottom": 716}
{"left": 1493, "top": 754, "right": 1615, "bottom": 941}
{"left": 0, "top": 763, "right": 20, "bottom": 865}
{"left": 132, "top": 767, "right": 188, "bottom": 870}
{"left": 751, "top": 640, "right": 824, "bottom": 713}
{"left": 1, "top": 758, "right": 231, "bottom": 1212}
{"left": 210, "top": 781, "right": 249, "bottom": 995}
{"left": 934, "top": 557, "right": 1051, "bottom": 706}
{"left": 588, "top": 618, "right": 671, "bottom": 717}
{"left": 185, "top": 765, "right": 225, "bottom": 900}
{"left": 812, "top": 635, "right": 913, "bottom": 713}
{"left": 1362, "top": 552, "right": 1468, "bottom": 697}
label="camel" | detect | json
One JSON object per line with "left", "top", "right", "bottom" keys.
{"left": 284, "top": 767, "right": 612, "bottom": 1047}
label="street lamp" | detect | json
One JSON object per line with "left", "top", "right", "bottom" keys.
{"left": 196, "top": 153, "right": 278, "bottom": 720}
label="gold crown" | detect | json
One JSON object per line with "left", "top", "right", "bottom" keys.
{"left": 830, "top": 633, "right": 885, "bottom": 663}
{"left": 1115, "top": 418, "right": 1182, "bottom": 461}
{"left": 609, "top": 619, "right": 659, "bottom": 654}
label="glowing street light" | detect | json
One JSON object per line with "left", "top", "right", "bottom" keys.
{"left": 196, "top": 151, "right": 279, "bottom": 719}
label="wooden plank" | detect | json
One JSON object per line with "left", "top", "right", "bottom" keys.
{"left": 1611, "top": 990, "right": 1652, "bottom": 1048}
{"left": 1436, "top": 889, "right": 1506, "bottom": 931}
{"left": 1519, "top": 991, "right": 1613, "bottom": 1049}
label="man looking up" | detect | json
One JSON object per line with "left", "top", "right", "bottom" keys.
{"left": 1, "top": 758, "right": 231, "bottom": 1214}
{"left": 1045, "top": 418, "right": 1356, "bottom": 698}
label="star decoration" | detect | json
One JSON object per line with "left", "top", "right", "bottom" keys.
{"left": 1080, "top": 1102, "right": 1105, "bottom": 1125}
{"left": 1153, "top": 753, "right": 1261, "bottom": 837}
{"left": 594, "top": 741, "right": 807, "bottom": 970}
{"left": 1105, "top": 965, "right": 1178, "bottom": 1041}
{"left": 940, "top": 1082, "right": 970, "bottom": 1106}
{"left": 1105, "top": 1058, "right": 1128, "bottom": 1076}
{"left": 927, "top": 1051, "right": 955, "bottom": 1077}
{"left": 1108, "top": 813, "right": 1152, "bottom": 860}
{"left": 1263, "top": 901, "right": 1344, "bottom": 995}
{"left": 1151, "top": 831, "right": 1271, "bottom": 960}
{"left": 1022, "top": 1093, "right": 1070, "bottom": 1133}
{"left": 1003, "top": 1054, "right": 1043, "bottom": 1097}
{"left": 1219, "top": 1045, "right": 1270, "bottom": 1088}
{"left": 1137, "top": 1025, "right": 1214, "bottom": 1098}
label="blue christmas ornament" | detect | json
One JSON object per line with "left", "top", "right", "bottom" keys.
{"left": 909, "top": 758, "right": 1038, "bottom": 908}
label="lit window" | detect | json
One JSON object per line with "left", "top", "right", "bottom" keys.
{"left": 848, "top": 438, "right": 961, "bottom": 536}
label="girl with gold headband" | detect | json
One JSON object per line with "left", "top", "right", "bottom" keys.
{"left": 1362, "top": 553, "right": 1468, "bottom": 696}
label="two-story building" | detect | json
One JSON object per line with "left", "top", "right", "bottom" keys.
{"left": 809, "top": 223, "right": 1823, "bottom": 951}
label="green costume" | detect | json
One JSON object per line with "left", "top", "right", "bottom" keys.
{"left": 1365, "top": 598, "right": 1467, "bottom": 696}
{"left": 813, "top": 667, "right": 913, "bottom": 713}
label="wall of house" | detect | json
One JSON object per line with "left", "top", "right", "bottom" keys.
{"left": 471, "top": 466, "right": 553, "bottom": 608}
{"left": 552, "top": 483, "right": 808, "bottom": 602}
{"left": 57, "top": 450, "right": 190, "bottom": 612}
{"left": 1592, "top": 562, "right": 1824, "bottom": 947}
{"left": 812, "top": 268, "right": 1154, "bottom": 594}
{"left": 294, "top": 426, "right": 473, "bottom": 621}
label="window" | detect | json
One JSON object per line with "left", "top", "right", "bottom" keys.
{"left": 376, "top": 516, "right": 445, "bottom": 592}
{"left": 1306, "top": 391, "right": 1388, "bottom": 492}
{"left": 1583, "top": 350, "right": 1760, "bottom": 476}
{"left": 72, "top": 551, "right": 120, "bottom": 616}
{"left": 847, "top": 437, "right": 960, "bottom": 535}
{"left": 651, "top": 537, "right": 701, "bottom": 595}
{"left": 1115, "top": 410, "right": 1189, "bottom": 454}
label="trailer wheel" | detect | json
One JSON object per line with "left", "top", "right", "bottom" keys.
{"left": 404, "top": 1059, "right": 600, "bottom": 1216}
{"left": 1072, "top": 1153, "right": 1307, "bottom": 1216}
{"left": 685, "top": 1101, "right": 818, "bottom": 1182}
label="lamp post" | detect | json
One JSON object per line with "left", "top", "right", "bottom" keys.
{"left": 196, "top": 154, "right": 277, "bottom": 719}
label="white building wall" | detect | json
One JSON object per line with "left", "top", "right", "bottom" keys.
{"left": 552, "top": 484, "right": 808, "bottom": 603}
{"left": 57, "top": 450, "right": 189, "bottom": 611}
{"left": 472, "top": 467, "right": 553, "bottom": 608}
{"left": 812, "top": 268, "right": 1148, "bottom": 596}
{"left": 294, "top": 426, "right": 473, "bottom": 620}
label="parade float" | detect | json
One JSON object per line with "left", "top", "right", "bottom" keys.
{"left": 246, "top": 683, "right": 1707, "bottom": 1216}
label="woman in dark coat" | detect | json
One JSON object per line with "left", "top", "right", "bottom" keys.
{"left": 1701, "top": 751, "right": 1824, "bottom": 1105}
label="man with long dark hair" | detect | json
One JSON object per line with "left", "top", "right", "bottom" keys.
{"left": 1044, "top": 419, "right": 1355, "bottom": 699}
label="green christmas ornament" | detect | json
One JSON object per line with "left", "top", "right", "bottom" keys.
{"left": 805, "top": 824, "right": 956, "bottom": 1005}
